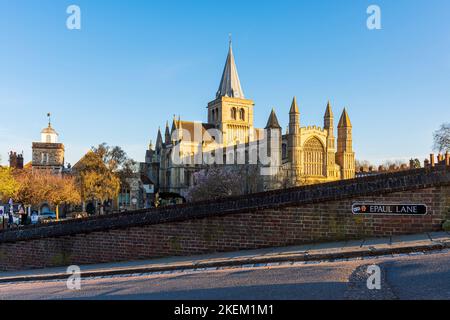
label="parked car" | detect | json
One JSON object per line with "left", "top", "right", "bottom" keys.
{"left": 39, "top": 212, "right": 57, "bottom": 223}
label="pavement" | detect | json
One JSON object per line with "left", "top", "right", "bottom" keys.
{"left": 1, "top": 231, "right": 449, "bottom": 284}
{"left": 2, "top": 249, "right": 450, "bottom": 299}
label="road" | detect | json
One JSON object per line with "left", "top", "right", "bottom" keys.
{"left": 1, "top": 250, "right": 450, "bottom": 300}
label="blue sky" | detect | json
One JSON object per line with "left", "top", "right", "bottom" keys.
{"left": 1, "top": 0, "right": 449, "bottom": 166}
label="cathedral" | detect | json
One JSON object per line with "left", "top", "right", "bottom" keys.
{"left": 144, "top": 42, "right": 355, "bottom": 199}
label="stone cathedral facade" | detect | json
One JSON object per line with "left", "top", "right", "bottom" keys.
{"left": 144, "top": 42, "right": 355, "bottom": 198}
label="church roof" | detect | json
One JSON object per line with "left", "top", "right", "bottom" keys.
{"left": 265, "top": 109, "right": 281, "bottom": 129}
{"left": 176, "top": 121, "right": 216, "bottom": 142}
{"left": 289, "top": 97, "right": 299, "bottom": 114}
{"left": 338, "top": 108, "right": 352, "bottom": 127}
{"left": 216, "top": 42, "right": 245, "bottom": 99}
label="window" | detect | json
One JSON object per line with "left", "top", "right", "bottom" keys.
{"left": 119, "top": 190, "right": 131, "bottom": 206}
{"left": 46, "top": 135, "right": 51, "bottom": 143}
{"left": 41, "top": 153, "right": 49, "bottom": 164}
{"left": 184, "top": 170, "right": 191, "bottom": 186}
{"left": 303, "top": 137, "right": 325, "bottom": 176}
{"left": 231, "top": 108, "right": 237, "bottom": 120}
{"left": 240, "top": 109, "right": 245, "bottom": 120}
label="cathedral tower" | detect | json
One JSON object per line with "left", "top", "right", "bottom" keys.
{"left": 336, "top": 108, "right": 355, "bottom": 179}
{"left": 207, "top": 40, "right": 255, "bottom": 146}
{"left": 265, "top": 108, "right": 282, "bottom": 166}
{"left": 288, "top": 97, "right": 302, "bottom": 179}
{"left": 324, "top": 101, "right": 337, "bottom": 178}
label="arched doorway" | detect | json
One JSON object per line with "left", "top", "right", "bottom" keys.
{"left": 40, "top": 204, "right": 51, "bottom": 214}
{"left": 303, "top": 137, "right": 325, "bottom": 176}
{"left": 86, "top": 202, "right": 96, "bottom": 215}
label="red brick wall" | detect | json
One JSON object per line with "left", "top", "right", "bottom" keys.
{"left": 0, "top": 182, "right": 448, "bottom": 271}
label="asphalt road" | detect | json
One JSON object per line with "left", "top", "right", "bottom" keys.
{"left": 1, "top": 250, "right": 450, "bottom": 300}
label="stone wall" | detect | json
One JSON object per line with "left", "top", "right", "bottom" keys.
{"left": 0, "top": 166, "right": 449, "bottom": 271}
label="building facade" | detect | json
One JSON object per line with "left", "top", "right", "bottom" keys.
{"left": 144, "top": 42, "right": 355, "bottom": 198}
{"left": 31, "top": 116, "right": 65, "bottom": 175}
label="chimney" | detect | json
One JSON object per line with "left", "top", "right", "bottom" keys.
{"left": 446, "top": 152, "right": 450, "bottom": 166}
{"left": 430, "top": 154, "right": 435, "bottom": 167}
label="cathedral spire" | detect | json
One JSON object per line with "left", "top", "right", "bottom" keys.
{"left": 338, "top": 108, "right": 352, "bottom": 127}
{"left": 216, "top": 39, "right": 245, "bottom": 99}
{"left": 149, "top": 140, "right": 153, "bottom": 150}
{"left": 156, "top": 127, "right": 163, "bottom": 150}
{"left": 265, "top": 108, "right": 281, "bottom": 129}
{"left": 165, "top": 121, "right": 171, "bottom": 144}
{"left": 324, "top": 101, "right": 333, "bottom": 118}
{"left": 289, "top": 97, "right": 299, "bottom": 114}
{"left": 171, "top": 115, "right": 178, "bottom": 132}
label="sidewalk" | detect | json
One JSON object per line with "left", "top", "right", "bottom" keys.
{"left": 1, "top": 232, "right": 449, "bottom": 283}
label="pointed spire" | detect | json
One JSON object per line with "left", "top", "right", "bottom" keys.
{"left": 216, "top": 39, "right": 245, "bottom": 99}
{"left": 265, "top": 108, "right": 282, "bottom": 129}
{"left": 289, "top": 97, "right": 299, "bottom": 114}
{"left": 178, "top": 116, "right": 183, "bottom": 139}
{"left": 156, "top": 127, "right": 163, "bottom": 149}
{"left": 165, "top": 121, "right": 171, "bottom": 143}
{"left": 338, "top": 108, "right": 352, "bottom": 127}
{"left": 171, "top": 115, "right": 178, "bottom": 132}
{"left": 149, "top": 140, "right": 154, "bottom": 150}
{"left": 324, "top": 101, "right": 333, "bottom": 118}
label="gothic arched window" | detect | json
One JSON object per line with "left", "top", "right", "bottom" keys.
{"left": 303, "top": 137, "right": 325, "bottom": 177}
{"left": 240, "top": 109, "right": 245, "bottom": 120}
{"left": 231, "top": 108, "right": 237, "bottom": 120}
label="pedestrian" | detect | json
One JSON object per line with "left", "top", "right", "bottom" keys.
{"left": 18, "top": 205, "right": 26, "bottom": 225}
{"left": 0, "top": 209, "right": 4, "bottom": 229}
{"left": 8, "top": 198, "right": 14, "bottom": 228}
{"left": 8, "top": 208, "right": 13, "bottom": 228}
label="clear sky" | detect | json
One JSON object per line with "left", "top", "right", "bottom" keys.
{"left": 1, "top": 0, "right": 449, "bottom": 166}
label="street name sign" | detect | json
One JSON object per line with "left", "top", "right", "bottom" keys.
{"left": 352, "top": 203, "right": 427, "bottom": 215}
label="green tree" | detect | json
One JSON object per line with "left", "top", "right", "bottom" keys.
{"left": 0, "top": 167, "right": 18, "bottom": 201}
{"left": 92, "top": 143, "right": 137, "bottom": 185}
{"left": 73, "top": 151, "right": 120, "bottom": 215}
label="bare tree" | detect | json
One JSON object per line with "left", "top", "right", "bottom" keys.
{"left": 185, "top": 166, "right": 261, "bottom": 202}
{"left": 355, "top": 160, "right": 374, "bottom": 173}
{"left": 433, "top": 123, "right": 450, "bottom": 153}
